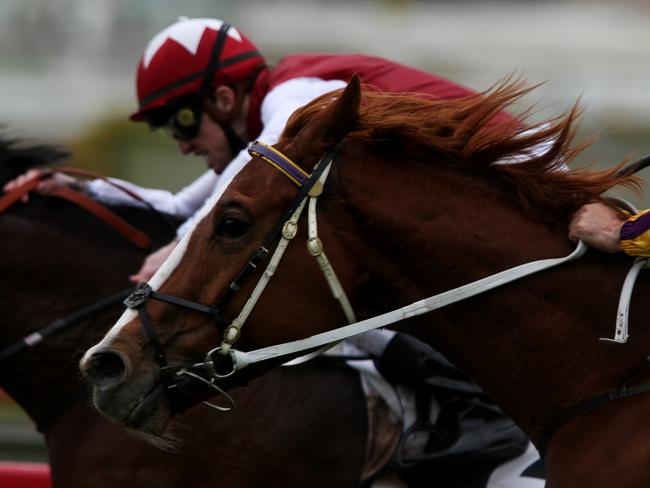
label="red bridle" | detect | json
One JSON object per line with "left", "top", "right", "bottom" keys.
{"left": 0, "top": 168, "right": 156, "bottom": 249}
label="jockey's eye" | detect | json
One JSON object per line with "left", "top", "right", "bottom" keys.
{"left": 215, "top": 216, "right": 249, "bottom": 238}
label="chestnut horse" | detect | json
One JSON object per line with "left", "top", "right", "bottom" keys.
{"left": 0, "top": 138, "right": 372, "bottom": 487}
{"left": 81, "top": 78, "right": 647, "bottom": 486}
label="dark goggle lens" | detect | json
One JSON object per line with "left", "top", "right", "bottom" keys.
{"left": 167, "top": 105, "right": 202, "bottom": 141}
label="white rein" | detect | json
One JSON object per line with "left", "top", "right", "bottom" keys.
{"left": 224, "top": 239, "right": 589, "bottom": 372}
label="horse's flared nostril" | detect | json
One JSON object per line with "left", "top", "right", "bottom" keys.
{"left": 81, "top": 350, "right": 128, "bottom": 389}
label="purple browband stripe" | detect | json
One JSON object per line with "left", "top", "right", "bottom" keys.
{"left": 250, "top": 143, "right": 308, "bottom": 185}
{"left": 621, "top": 211, "right": 650, "bottom": 241}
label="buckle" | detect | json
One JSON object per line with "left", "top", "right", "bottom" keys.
{"left": 123, "top": 282, "right": 153, "bottom": 309}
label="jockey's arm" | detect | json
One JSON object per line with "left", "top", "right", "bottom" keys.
{"left": 619, "top": 209, "right": 650, "bottom": 256}
{"left": 85, "top": 169, "right": 218, "bottom": 220}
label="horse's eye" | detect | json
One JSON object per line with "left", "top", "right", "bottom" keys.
{"left": 215, "top": 216, "right": 249, "bottom": 238}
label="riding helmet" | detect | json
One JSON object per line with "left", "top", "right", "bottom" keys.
{"left": 130, "top": 17, "right": 266, "bottom": 121}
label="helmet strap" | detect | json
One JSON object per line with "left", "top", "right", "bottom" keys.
{"left": 199, "top": 23, "right": 253, "bottom": 158}
{"left": 222, "top": 124, "right": 248, "bottom": 157}
{"left": 201, "top": 22, "right": 232, "bottom": 92}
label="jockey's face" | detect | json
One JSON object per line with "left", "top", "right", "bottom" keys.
{"left": 143, "top": 86, "right": 248, "bottom": 174}
{"left": 175, "top": 110, "right": 234, "bottom": 174}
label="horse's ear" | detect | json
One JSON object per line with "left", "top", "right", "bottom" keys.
{"left": 296, "top": 75, "right": 361, "bottom": 149}
{"left": 323, "top": 74, "right": 361, "bottom": 141}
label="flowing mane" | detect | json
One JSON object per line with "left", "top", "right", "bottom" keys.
{"left": 283, "top": 80, "right": 643, "bottom": 221}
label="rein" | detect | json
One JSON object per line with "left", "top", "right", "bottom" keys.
{"left": 537, "top": 356, "right": 650, "bottom": 455}
{"left": 0, "top": 289, "right": 132, "bottom": 361}
{"left": 211, "top": 240, "right": 587, "bottom": 371}
{"left": 0, "top": 167, "right": 177, "bottom": 249}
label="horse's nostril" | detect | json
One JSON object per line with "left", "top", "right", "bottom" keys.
{"left": 96, "top": 352, "right": 125, "bottom": 377}
{"left": 83, "top": 350, "right": 127, "bottom": 387}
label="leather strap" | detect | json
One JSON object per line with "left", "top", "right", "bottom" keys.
{"left": 0, "top": 168, "right": 160, "bottom": 249}
{"left": 53, "top": 167, "right": 178, "bottom": 231}
{"left": 537, "top": 357, "right": 650, "bottom": 455}
{"left": 0, "top": 288, "right": 131, "bottom": 361}
{"left": 49, "top": 186, "right": 152, "bottom": 249}
{"left": 0, "top": 174, "right": 43, "bottom": 213}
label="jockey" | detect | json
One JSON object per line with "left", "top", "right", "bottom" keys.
{"left": 99, "top": 17, "right": 504, "bottom": 281}
{"left": 4, "top": 16, "right": 518, "bottom": 283}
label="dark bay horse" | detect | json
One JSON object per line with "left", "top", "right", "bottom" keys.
{"left": 0, "top": 138, "right": 371, "bottom": 487}
{"left": 81, "top": 78, "right": 648, "bottom": 487}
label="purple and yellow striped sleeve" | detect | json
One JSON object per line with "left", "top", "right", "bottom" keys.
{"left": 620, "top": 209, "right": 650, "bottom": 257}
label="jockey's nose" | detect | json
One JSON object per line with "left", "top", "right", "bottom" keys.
{"left": 80, "top": 348, "right": 129, "bottom": 390}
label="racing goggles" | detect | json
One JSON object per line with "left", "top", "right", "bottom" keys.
{"left": 147, "top": 95, "right": 204, "bottom": 141}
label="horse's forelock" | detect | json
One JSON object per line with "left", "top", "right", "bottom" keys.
{"left": 0, "top": 135, "right": 69, "bottom": 186}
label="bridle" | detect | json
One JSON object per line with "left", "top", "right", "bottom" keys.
{"left": 123, "top": 141, "right": 650, "bottom": 456}
{"left": 123, "top": 140, "right": 346, "bottom": 410}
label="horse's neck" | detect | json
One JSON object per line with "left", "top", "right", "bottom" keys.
{"left": 342, "top": 155, "right": 574, "bottom": 296}
{"left": 341, "top": 159, "right": 648, "bottom": 442}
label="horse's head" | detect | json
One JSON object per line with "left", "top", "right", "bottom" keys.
{"left": 80, "top": 77, "right": 368, "bottom": 434}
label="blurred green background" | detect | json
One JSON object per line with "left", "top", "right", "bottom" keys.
{"left": 1, "top": 0, "right": 650, "bottom": 463}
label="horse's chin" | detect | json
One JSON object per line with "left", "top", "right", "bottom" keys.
{"left": 92, "top": 380, "right": 172, "bottom": 442}
{"left": 125, "top": 422, "right": 184, "bottom": 452}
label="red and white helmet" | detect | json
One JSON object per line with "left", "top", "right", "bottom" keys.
{"left": 130, "top": 17, "right": 266, "bottom": 121}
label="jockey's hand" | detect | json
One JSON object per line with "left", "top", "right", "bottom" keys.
{"left": 2, "top": 169, "right": 83, "bottom": 203}
{"left": 129, "top": 239, "right": 179, "bottom": 284}
{"left": 568, "top": 202, "right": 626, "bottom": 253}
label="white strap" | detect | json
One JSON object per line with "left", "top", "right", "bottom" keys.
{"left": 232, "top": 240, "right": 588, "bottom": 370}
{"left": 306, "top": 195, "right": 357, "bottom": 323}
{"left": 600, "top": 257, "right": 649, "bottom": 344}
{"left": 282, "top": 185, "right": 356, "bottom": 366}
{"left": 219, "top": 197, "right": 308, "bottom": 353}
